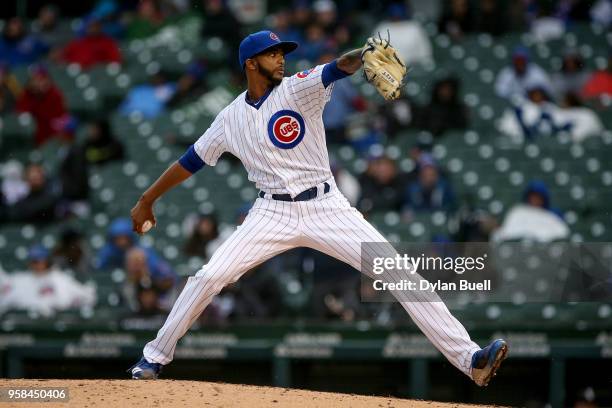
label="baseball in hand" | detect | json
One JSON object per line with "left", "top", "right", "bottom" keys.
{"left": 141, "top": 220, "right": 154, "bottom": 233}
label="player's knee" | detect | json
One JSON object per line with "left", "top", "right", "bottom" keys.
{"left": 192, "top": 266, "right": 236, "bottom": 294}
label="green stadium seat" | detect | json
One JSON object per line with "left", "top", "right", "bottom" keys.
{"left": 0, "top": 113, "right": 35, "bottom": 154}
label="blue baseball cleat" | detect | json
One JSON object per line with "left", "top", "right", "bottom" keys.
{"left": 471, "top": 339, "right": 509, "bottom": 387}
{"left": 128, "top": 357, "right": 163, "bottom": 379}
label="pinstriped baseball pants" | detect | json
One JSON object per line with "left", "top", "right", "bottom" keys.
{"left": 143, "top": 182, "right": 480, "bottom": 377}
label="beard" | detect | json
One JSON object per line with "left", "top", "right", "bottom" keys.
{"left": 259, "top": 64, "right": 282, "bottom": 86}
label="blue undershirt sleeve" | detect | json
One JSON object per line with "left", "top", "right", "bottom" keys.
{"left": 178, "top": 145, "right": 206, "bottom": 173}
{"left": 321, "top": 60, "right": 350, "bottom": 88}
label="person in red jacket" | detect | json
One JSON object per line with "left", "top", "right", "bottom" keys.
{"left": 581, "top": 55, "right": 612, "bottom": 100}
{"left": 16, "top": 65, "right": 69, "bottom": 146}
{"left": 60, "top": 17, "right": 121, "bottom": 69}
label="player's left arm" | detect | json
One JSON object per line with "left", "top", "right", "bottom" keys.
{"left": 336, "top": 48, "right": 365, "bottom": 75}
{"left": 320, "top": 47, "right": 364, "bottom": 91}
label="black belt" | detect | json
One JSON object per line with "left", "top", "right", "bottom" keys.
{"left": 259, "top": 182, "right": 331, "bottom": 202}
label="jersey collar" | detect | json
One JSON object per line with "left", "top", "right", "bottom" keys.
{"left": 245, "top": 86, "right": 274, "bottom": 110}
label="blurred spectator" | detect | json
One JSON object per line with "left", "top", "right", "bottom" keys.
{"left": 160, "top": 0, "right": 191, "bottom": 15}
{"left": 356, "top": 279, "right": 399, "bottom": 324}
{"left": 0, "top": 63, "right": 22, "bottom": 114}
{"left": 331, "top": 161, "right": 360, "bottom": 206}
{"left": 552, "top": 51, "right": 590, "bottom": 98}
{"left": 455, "top": 209, "right": 499, "bottom": 242}
{"left": 590, "top": 0, "right": 612, "bottom": 27}
{"left": 572, "top": 387, "right": 599, "bottom": 408}
{"left": 52, "top": 227, "right": 93, "bottom": 278}
{"left": 83, "top": 119, "right": 125, "bottom": 165}
{"left": 558, "top": 0, "right": 595, "bottom": 22}
{"left": 1, "top": 160, "right": 29, "bottom": 206}
{"left": 292, "top": 2, "right": 312, "bottom": 32}
{"left": 358, "top": 155, "right": 404, "bottom": 214}
{"left": 581, "top": 56, "right": 612, "bottom": 100}
{"left": 474, "top": 0, "right": 507, "bottom": 36}
{"left": 30, "top": 5, "right": 73, "bottom": 49}
{"left": 183, "top": 213, "right": 220, "bottom": 259}
{"left": 4, "top": 164, "right": 61, "bottom": 223}
{"left": 492, "top": 181, "right": 569, "bottom": 242}
{"left": 416, "top": 76, "right": 469, "bottom": 136}
{"left": 404, "top": 156, "right": 456, "bottom": 213}
{"left": 323, "top": 56, "right": 367, "bottom": 144}
{"left": 313, "top": 0, "right": 338, "bottom": 35}
{"left": 404, "top": 135, "right": 437, "bottom": 181}
{"left": 379, "top": 93, "right": 414, "bottom": 138}
{"left": 573, "top": 399, "right": 598, "bottom": 408}
{"left": 310, "top": 251, "right": 360, "bottom": 322}
{"left": 209, "top": 259, "right": 286, "bottom": 322}
{"left": 200, "top": 0, "right": 241, "bottom": 49}
{"left": 523, "top": 180, "right": 564, "bottom": 218}
{"left": 95, "top": 219, "right": 136, "bottom": 268}
{"left": 119, "top": 71, "right": 176, "bottom": 119}
{"left": 300, "top": 24, "right": 333, "bottom": 63}
{"left": 126, "top": 0, "right": 164, "bottom": 40}
{"left": 57, "top": 139, "right": 91, "bottom": 217}
{"left": 343, "top": 112, "right": 384, "bottom": 153}
{"left": 524, "top": 0, "right": 592, "bottom": 24}
{"left": 184, "top": 204, "right": 253, "bottom": 275}
{"left": 498, "top": 85, "right": 603, "bottom": 143}
{"left": 438, "top": 0, "right": 475, "bottom": 40}
{"left": 0, "top": 17, "right": 49, "bottom": 67}
{"left": 373, "top": 3, "right": 433, "bottom": 66}
{"left": 86, "top": 0, "right": 125, "bottom": 39}
{"left": 228, "top": 0, "right": 266, "bottom": 24}
{"left": 530, "top": 1, "right": 565, "bottom": 42}
{"left": 122, "top": 247, "right": 175, "bottom": 314}
{"left": 167, "top": 60, "right": 208, "bottom": 108}
{"left": 135, "top": 286, "right": 167, "bottom": 316}
{"left": 16, "top": 65, "right": 70, "bottom": 146}
{"left": 332, "top": 24, "right": 351, "bottom": 51}
{"left": 60, "top": 17, "right": 121, "bottom": 69}
{"left": 495, "top": 47, "right": 553, "bottom": 100}
{"left": 0, "top": 244, "right": 96, "bottom": 316}
{"left": 96, "top": 218, "right": 176, "bottom": 284}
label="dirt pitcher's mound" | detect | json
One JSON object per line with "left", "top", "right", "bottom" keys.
{"left": 0, "top": 379, "right": 492, "bottom": 407}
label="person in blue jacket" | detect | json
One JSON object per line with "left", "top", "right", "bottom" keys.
{"left": 95, "top": 217, "right": 176, "bottom": 290}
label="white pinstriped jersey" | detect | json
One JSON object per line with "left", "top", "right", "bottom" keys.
{"left": 193, "top": 64, "right": 335, "bottom": 197}
{"left": 145, "top": 64, "right": 485, "bottom": 378}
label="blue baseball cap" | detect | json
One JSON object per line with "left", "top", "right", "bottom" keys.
{"left": 28, "top": 244, "right": 49, "bottom": 261}
{"left": 512, "top": 46, "right": 530, "bottom": 60}
{"left": 238, "top": 30, "right": 298, "bottom": 70}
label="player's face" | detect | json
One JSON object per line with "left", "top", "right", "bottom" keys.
{"left": 254, "top": 47, "right": 285, "bottom": 86}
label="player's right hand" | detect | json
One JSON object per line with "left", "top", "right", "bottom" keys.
{"left": 131, "top": 197, "right": 156, "bottom": 235}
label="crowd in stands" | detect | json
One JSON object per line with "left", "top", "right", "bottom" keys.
{"left": 0, "top": 0, "right": 610, "bottom": 321}
{"left": 0, "top": 244, "right": 96, "bottom": 316}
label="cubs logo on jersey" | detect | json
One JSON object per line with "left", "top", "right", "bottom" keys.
{"left": 296, "top": 68, "right": 314, "bottom": 78}
{"left": 267, "top": 110, "right": 305, "bottom": 149}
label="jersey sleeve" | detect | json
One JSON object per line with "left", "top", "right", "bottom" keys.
{"left": 180, "top": 111, "right": 227, "bottom": 171}
{"left": 289, "top": 61, "right": 349, "bottom": 109}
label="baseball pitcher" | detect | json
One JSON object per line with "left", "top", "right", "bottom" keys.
{"left": 128, "top": 30, "right": 508, "bottom": 387}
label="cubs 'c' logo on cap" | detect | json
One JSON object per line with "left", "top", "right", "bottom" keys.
{"left": 296, "top": 67, "right": 314, "bottom": 78}
{"left": 267, "top": 110, "right": 305, "bottom": 149}
{"left": 270, "top": 32, "right": 280, "bottom": 41}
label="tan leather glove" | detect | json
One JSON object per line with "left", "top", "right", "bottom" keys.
{"left": 361, "top": 33, "right": 407, "bottom": 100}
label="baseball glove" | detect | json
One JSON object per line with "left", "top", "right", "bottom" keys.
{"left": 361, "top": 32, "right": 407, "bottom": 100}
